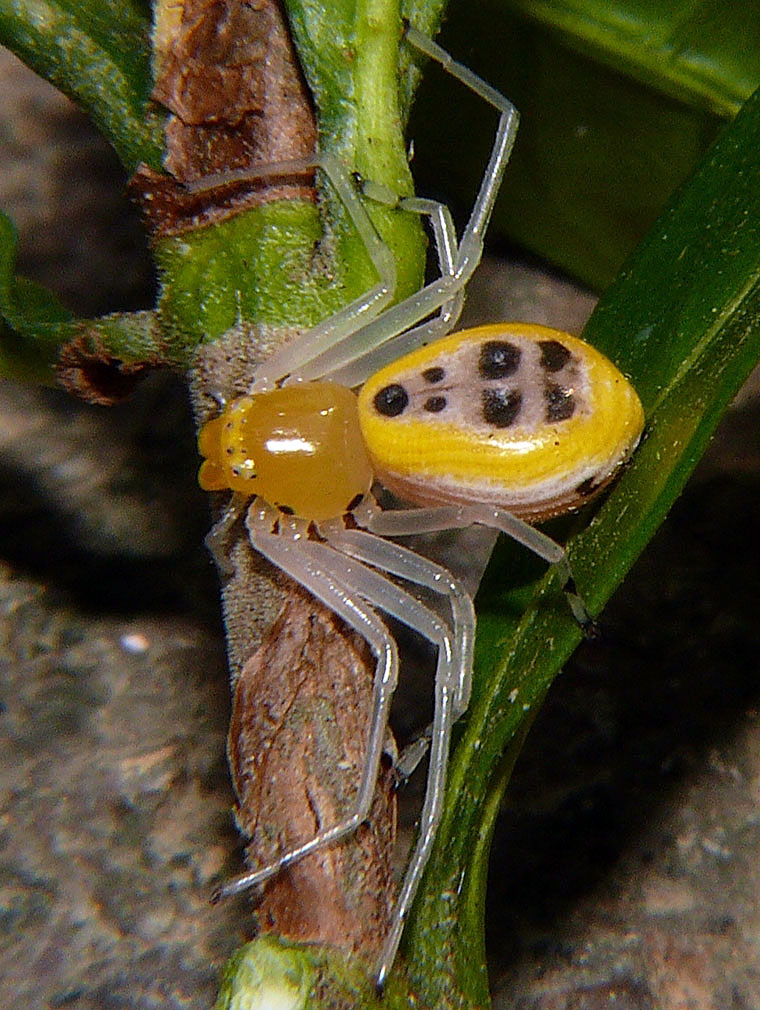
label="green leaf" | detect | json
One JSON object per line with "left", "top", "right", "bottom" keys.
{"left": 410, "top": 0, "right": 760, "bottom": 288}
{"left": 0, "top": 0, "right": 164, "bottom": 171}
{"left": 504, "top": 0, "right": 760, "bottom": 115}
{"left": 403, "top": 82, "right": 760, "bottom": 1008}
{"left": 0, "top": 211, "right": 75, "bottom": 383}
{"left": 0, "top": 211, "right": 163, "bottom": 384}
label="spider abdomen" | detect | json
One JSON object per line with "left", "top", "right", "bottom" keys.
{"left": 357, "top": 323, "right": 644, "bottom": 522}
{"left": 198, "top": 382, "right": 373, "bottom": 521}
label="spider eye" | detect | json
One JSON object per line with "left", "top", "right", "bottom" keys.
{"left": 374, "top": 383, "right": 409, "bottom": 417}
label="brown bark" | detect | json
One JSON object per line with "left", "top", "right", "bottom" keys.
{"left": 132, "top": 0, "right": 317, "bottom": 237}
{"left": 228, "top": 587, "right": 397, "bottom": 960}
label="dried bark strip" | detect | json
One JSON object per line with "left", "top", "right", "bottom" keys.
{"left": 228, "top": 587, "right": 397, "bottom": 959}
{"left": 56, "top": 326, "right": 163, "bottom": 405}
{"left": 131, "top": 0, "right": 317, "bottom": 237}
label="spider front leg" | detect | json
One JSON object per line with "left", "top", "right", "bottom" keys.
{"left": 278, "top": 176, "right": 467, "bottom": 386}
{"left": 186, "top": 153, "right": 461, "bottom": 391}
{"left": 189, "top": 26, "right": 519, "bottom": 391}
{"left": 213, "top": 514, "right": 400, "bottom": 900}
{"left": 188, "top": 152, "right": 397, "bottom": 392}
{"left": 322, "top": 192, "right": 465, "bottom": 388}
{"left": 291, "top": 26, "right": 520, "bottom": 385}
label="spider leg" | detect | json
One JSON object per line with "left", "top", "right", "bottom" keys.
{"left": 321, "top": 522, "right": 474, "bottom": 804}
{"left": 203, "top": 492, "right": 249, "bottom": 574}
{"left": 317, "top": 524, "right": 473, "bottom": 988}
{"left": 361, "top": 502, "right": 593, "bottom": 629}
{"left": 393, "top": 724, "right": 434, "bottom": 783}
{"left": 212, "top": 523, "right": 399, "bottom": 900}
{"left": 187, "top": 153, "right": 397, "bottom": 392}
{"left": 221, "top": 512, "right": 462, "bottom": 987}
{"left": 188, "top": 152, "right": 463, "bottom": 390}
{"left": 290, "top": 26, "right": 520, "bottom": 386}
{"left": 321, "top": 524, "right": 475, "bottom": 713}
{"left": 378, "top": 645, "right": 456, "bottom": 991}
{"left": 188, "top": 28, "right": 518, "bottom": 390}
{"left": 298, "top": 192, "right": 463, "bottom": 386}
{"left": 404, "top": 23, "right": 519, "bottom": 271}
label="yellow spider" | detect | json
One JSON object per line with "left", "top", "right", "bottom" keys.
{"left": 194, "top": 23, "right": 644, "bottom": 988}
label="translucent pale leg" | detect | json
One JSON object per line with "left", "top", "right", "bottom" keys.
{"left": 322, "top": 525, "right": 476, "bottom": 712}
{"left": 319, "top": 524, "right": 476, "bottom": 987}
{"left": 203, "top": 492, "right": 249, "bottom": 574}
{"left": 216, "top": 509, "right": 463, "bottom": 988}
{"left": 290, "top": 26, "right": 520, "bottom": 384}
{"left": 186, "top": 27, "right": 518, "bottom": 390}
{"left": 250, "top": 161, "right": 464, "bottom": 387}
{"left": 302, "top": 533, "right": 461, "bottom": 988}
{"left": 186, "top": 153, "right": 396, "bottom": 391}
{"left": 379, "top": 655, "right": 456, "bottom": 990}
{"left": 322, "top": 195, "right": 464, "bottom": 388}
{"left": 356, "top": 500, "right": 593, "bottom": 628}
{"left": 186, "top": 157, "right": 460, "bottom": 390}
{"left": 213, "top": 519, "right": 399, "bottom": 900}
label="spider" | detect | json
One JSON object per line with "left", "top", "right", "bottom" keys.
{"left": 193, "top": 23, "right": 644, "bottom": 989}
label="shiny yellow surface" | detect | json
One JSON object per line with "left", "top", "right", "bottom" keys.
{"left": 357, "top": 323, "right": 644, "bottom": 519}
{"left": 198, "top": 382, "right": 373, "bottom": 521}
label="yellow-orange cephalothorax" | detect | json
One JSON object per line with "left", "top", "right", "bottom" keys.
{"left": 198, "top": 382, "right": 373, "bottom": 522}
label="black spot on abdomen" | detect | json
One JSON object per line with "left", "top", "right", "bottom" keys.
{"left": 479, "top": 340, "right": 521, "bottom": 379}
{"left": 374, "top": 383, "right": 409, "bottom": 417}
{"left": 539, "top": 339, "right": 572, "bottom": 372}
{"left": 422, "top": 366, "right": 445, "bottom": 383}
{"left": 424, "top": 395, "right": 447, "bottom": 413}
{"left": 545, "top": 383, "right": 575, "bottom": 422}
{"left": 482, "top": 388, "right": 522, "bottom": 427}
